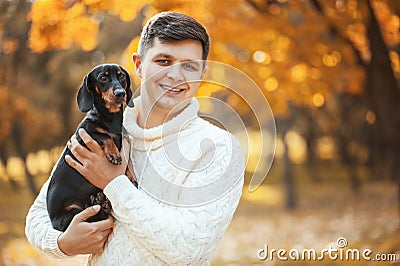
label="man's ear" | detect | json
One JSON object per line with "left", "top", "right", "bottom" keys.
{"left": 120, "top": 66, "right": 133, "bottom": 105}
{"left": 201, "top": 65, "right": 208, "bottom": 79}
{"left": 77, "top": 75, "right": 94, "bottom": 113}
{"left": 132, "top": 53, "right": 142, "bottom": 78}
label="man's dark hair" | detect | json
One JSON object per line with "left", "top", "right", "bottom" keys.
{"left": 138, "top": 12, "right": 210, "bottom": 61}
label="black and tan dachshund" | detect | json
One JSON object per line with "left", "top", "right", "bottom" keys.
{"left": 46, "top": 64, "right": 132, "bottom": 232}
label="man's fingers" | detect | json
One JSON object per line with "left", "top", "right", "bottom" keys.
{"left": 67, "top": 136, "right": 89, "bottom": 162}
{"left": 78, "top": 128, "right": 103, "bottom": 153}
{"left": 93, "top": 216, "right": 114, "bottom": 231}
{"left": 65, "top": 154, "right": 85, "bottom": 175}
{"left": 73, "top": 205, "right": 101, "bottom": 222}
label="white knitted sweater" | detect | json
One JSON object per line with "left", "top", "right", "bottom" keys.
{"left": 25, "top": 97, "right": 244, "bottom": 265}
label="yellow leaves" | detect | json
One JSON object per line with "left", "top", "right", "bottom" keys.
{"left": 84, "top": 0, "right": 113, "bottom": 14}
{"left": 1, "top": 38, "right": 19, "bottom": 54}
{"left": 290, "top": 63, "right": 308, "bottom": 83}
{"left": 29, "top": 0, "right": 99, "bottom": 53}
{"left": 120, "top": 36, "right": 140, "bottom": 85}
{"left": 322, "top": 50, "right": 342, "bottom": 67}
{"left": 112, "top": 0, "right": 149, "bottom": 21}
{"left": 196, "top": 82, "right": 224, "bottom": 98}
{"left": 372, "top": 0, "right": 399, "bottom": 47}
{"left": 25, "top": 0, "right": 396, "bottom": 120}
{"left": 263, "top": 76, "right": 279, "bottom": 92}
{"left": 28, "top": 0, "right": 148, "bottom": 53}
{"left": 312, "top": 93, "right": 325, "bottom": 108}
{"left": 70, "top": 15, "right": 99, "bottom": 51}
{"left": 389, "top": 51, "right": 399, "bottom": 76}
{"left": 29, "top": 1, "right": 66, "bottom": 53}
{"left": 346, "top": 22, "right": 370, "bottom": 61}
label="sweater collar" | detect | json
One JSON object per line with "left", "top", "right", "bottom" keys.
{"left": 123, "top": 96, "right": 199, "bottom": 141}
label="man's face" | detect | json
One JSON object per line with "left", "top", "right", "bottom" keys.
{"left": 133, "top": 38, "right": 207, "bottom": 121}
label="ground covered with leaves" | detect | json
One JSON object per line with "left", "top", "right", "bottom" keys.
{"left": 0, "top": 175, "right": 398, "bottom": 266}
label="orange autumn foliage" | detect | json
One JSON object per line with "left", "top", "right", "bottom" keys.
{"left": 27, "top": 0, "right": 399, "bottom": 117}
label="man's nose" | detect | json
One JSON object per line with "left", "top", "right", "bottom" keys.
{"left": 166, "top": 63, "right": 184, "bottom": 81}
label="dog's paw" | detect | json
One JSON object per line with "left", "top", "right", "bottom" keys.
{"left": 103, "top": 140, "right": 122, "bottom": 165}
{"left": 90, "top": 192, "right": 112, "bottom": 214}
{"left": 106, "top": 153, "right": 122, "bottom": 165}
{"left": 103, "top": 199, "right": 112, "bottom": 215}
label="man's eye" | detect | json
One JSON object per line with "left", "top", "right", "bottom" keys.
{"left": 156, "top": 59, "right": 170, "bottom": 65}
{"left": 183, "top": 63, "right": 199, "bottom": 72}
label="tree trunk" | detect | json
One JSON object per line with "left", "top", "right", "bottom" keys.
{"left": 283, "top": 139, "right": 296, "bottom": 210}
{"left": 365, "top": 0, "right": 400, "bottom": 219}
{"left": 303, "top": 109, "right": 321, "bottom": 183}
{"left": 12, "top": 121, "right": 38, "bottom": 195}
{"left": 278, "top": 114, "right": 297, "bottom": 210}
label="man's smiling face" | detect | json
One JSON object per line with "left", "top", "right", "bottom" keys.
{"left": 134, "top": 38, "right": 207, "bottom": 122}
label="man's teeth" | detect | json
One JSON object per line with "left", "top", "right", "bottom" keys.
{"left": 161, "top": 85, "right": 185, "bottom": 92}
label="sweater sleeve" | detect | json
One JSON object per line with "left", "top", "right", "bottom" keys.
{"left": 103, "top": 136, "right": 245, "bottom": 264}
{"left": 25, "top": 178, "right": 70, "bottom": 259}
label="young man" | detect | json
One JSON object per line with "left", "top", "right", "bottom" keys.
{"left": 26, "top": 12, "right": 244, "bottom": 265}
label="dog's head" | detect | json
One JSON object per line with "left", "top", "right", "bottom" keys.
{"left": 77, "top": 64, "right": 132, "bottom": 113}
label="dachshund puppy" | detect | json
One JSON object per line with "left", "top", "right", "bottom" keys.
{"left": 47, "top": 64, "right": 132, "bottom": 232}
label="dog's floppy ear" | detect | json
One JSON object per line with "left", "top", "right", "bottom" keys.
{"left": 77, "top": 75, "right": 94, "bottom": 113}
{"left": 120, "top": 66, "right": 133, "bottom": 105}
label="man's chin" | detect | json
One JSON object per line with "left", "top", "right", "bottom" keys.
{"left": 154, "top": 98, "right": 191, "bottom": 115}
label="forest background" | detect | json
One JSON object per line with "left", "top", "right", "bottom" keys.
{"left": 0, "top": 0, "right": 399, "bottom": 265}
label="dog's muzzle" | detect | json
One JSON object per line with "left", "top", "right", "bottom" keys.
{"left": 114, "top": 88, "right": 126, "bottom": 101}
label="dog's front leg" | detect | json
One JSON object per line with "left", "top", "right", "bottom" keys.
{"left": 102, "top": 138, "right": 122, "bottom": 165}
{"left": 93, "top": 127, "right": 122, "bottom": 165}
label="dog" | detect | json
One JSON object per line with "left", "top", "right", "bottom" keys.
{"left": 46, "top": 64, "right": 132, "bottom": 232}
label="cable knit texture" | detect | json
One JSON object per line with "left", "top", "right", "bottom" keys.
{"left": 25, "top": 97, "right": 244, "bottom": 265}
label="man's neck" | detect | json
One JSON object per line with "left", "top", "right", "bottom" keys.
{"left": 137, "top": 100, "right": 191, "bottom": 129}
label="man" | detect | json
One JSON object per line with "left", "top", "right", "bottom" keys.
{"left": 26, "top": 12, "right": 244, "bottom": 265}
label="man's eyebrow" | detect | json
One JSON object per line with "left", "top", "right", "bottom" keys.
{"left": 152, "top": 54, "right": 201, "bottom": 65}
{"left": 152, "top": 53, "right": 174, "bottom": 59}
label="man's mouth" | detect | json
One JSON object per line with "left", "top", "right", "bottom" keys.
{"left": 160, "top": 84, "right": 187, "bottom": 94}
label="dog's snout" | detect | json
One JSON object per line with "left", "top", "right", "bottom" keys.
{"left": 114, "top": 88, "right": 126, "bottom": 99}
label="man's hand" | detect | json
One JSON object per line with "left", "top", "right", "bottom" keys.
{"left": 57, "top": 205, "right": 114, "bottom": 255}
{"left": 65, "top": 128, "right": 128, "bottom": 189}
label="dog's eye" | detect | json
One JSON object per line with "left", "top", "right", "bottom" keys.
{"left": 100, "top": 76, "right": 107, "bottom": 82}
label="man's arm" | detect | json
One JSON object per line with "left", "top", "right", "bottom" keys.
{"left": 104, "top": 135, "right": 245, "bottom": 264}
{"left": 25, "top": 179, "right": 70, "bottom": 258}
{"left": 25, "top": 173, "right": 114, "bottom": 257}
{"left": 104, "top": 173, "right": 243, "bottom": 264}
{"left": 66, "top": 128, "right": 245, "bottom": 264}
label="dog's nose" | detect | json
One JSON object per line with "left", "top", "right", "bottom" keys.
{"left": 114, "top": 88, "right": 126, "bottom": 99}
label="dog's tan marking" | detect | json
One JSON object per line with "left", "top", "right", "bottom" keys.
{"left": 103, "top": 138, "right": 121, "bottom": 164}
{"left": 95, "top": 127, "right": 121, "bottom": 164}
{"left": 101, "top": 89, "right": 125, "bottom": 113}
{"left": 65, "top": 204, "right": 83, "bottom": 212}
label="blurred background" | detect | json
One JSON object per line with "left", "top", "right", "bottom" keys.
{"left": 0, "top": 0, "right": 399, "bottom": 265}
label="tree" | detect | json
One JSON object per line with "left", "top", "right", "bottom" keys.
{"left": 0, "top": 0, "right": 64, "bottom": 194}
{"left": 2, "top": 0, "right": 398, "bottom": 206}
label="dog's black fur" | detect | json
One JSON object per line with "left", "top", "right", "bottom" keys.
{"left": 47, "top": 64, "right": 132, "bottom": 232}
